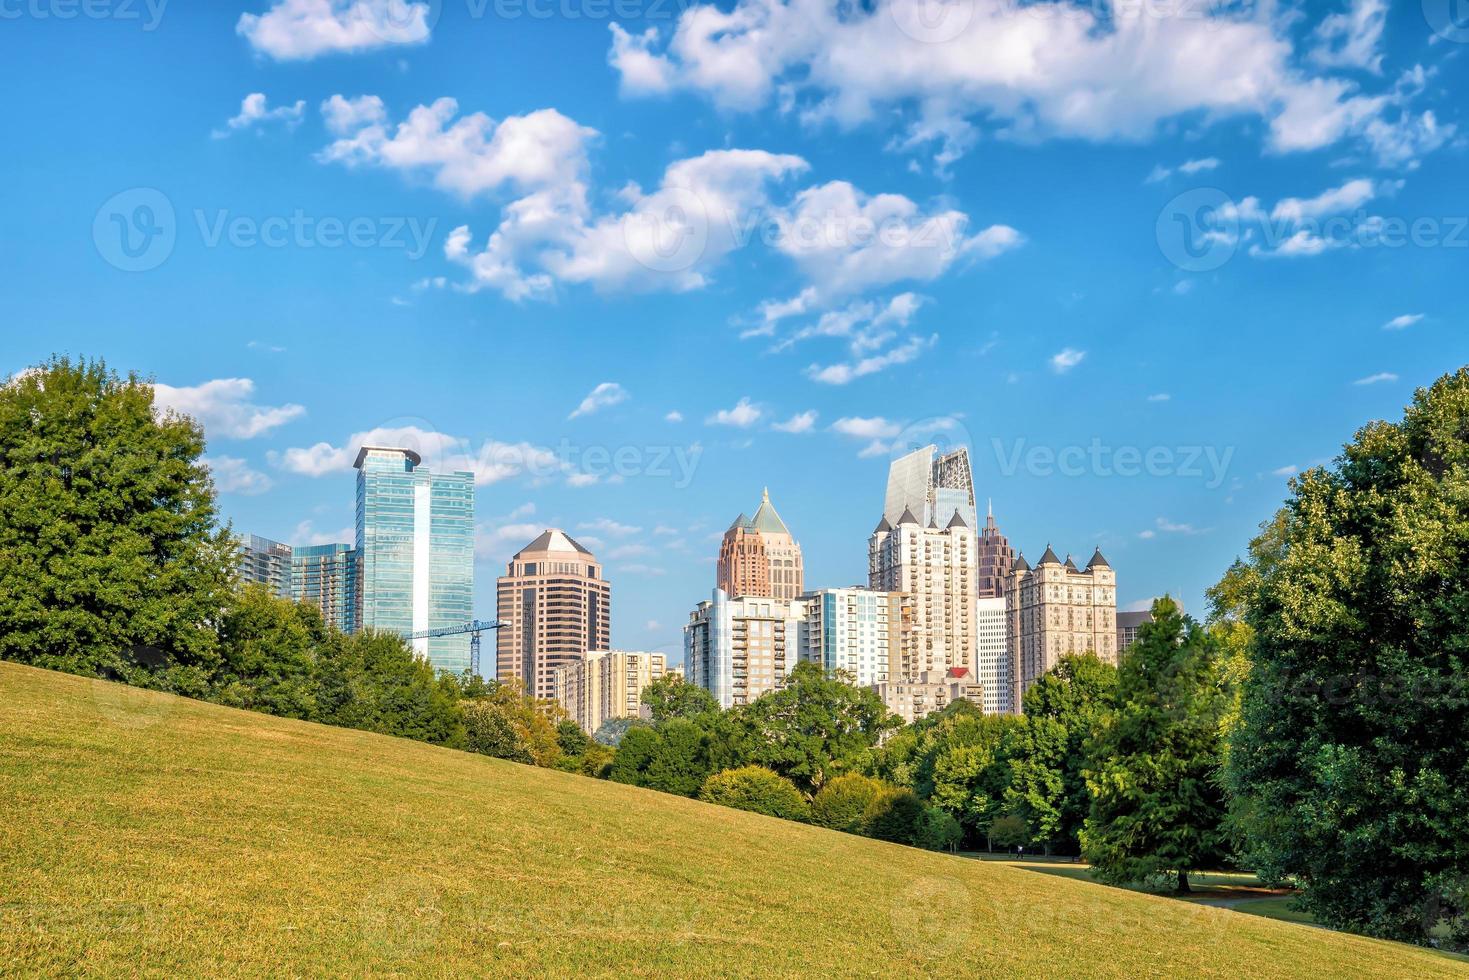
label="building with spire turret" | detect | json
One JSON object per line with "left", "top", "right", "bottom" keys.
{"left": 1005, "top": 545, "right": 1117, "bottom": 709}
{"left": 716, "top": 488, "right": 804, "bottom": 601}
{"left": 976, "top": 499, "right": 1015, "bottom": 599}
{"left": 869, "top": 504, "right": 978, "bottom": 679}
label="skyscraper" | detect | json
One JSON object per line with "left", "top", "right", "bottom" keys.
{"left": 552, "top": 650, "right": 668, "bottom": 735}
{"left": 883, "top": 445, "right": 977, "bottom": 529}
{"left": 685, "top": 589, "right": 805, "bottom": 709}
{"left": 496, "top": 529, "right": 611, "bottom": 700}
{"left": 1006, "top": 546, "right": 1117, "bottom": 708}
{"left": 976, "top": 501, "right": 1015, "bottom": 599}
{"left": 355, "top": 446, "right": 475, "bottom": 674}
{"left": 239, "top": 534, "right": 293, "bottom": 598}
{"left": 869, "top": 506, "right": 978, "bottom": 679}
{"left": 798, "top": 587, "right": 908, "bottom": 688}
{"left": 292, "top": 543, "right": 358, "bottom": 634}
{"left": 975, "top": 595, "right": 1011, "bottom": 713}
{"left": 716, "top": 488, "right": 804, "bottom": 601}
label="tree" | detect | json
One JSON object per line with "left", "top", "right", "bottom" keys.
{"left": 810, "top": 773, "right": 888, "bottom": 833}
{"left": 990, "top": 814, "right": 1030, "bottom": 852}
{"left": 0, "top": 358, "right": 236, "bottom": 693}
{"left": 213, "top": 584, "right": 325, "bottom": 719}
{"left": 458, "top": 680, "right": 564, "bottom": 767}
{"left": 699, "top": 766, "right": 811, "bottom": 822}
{"left": 863, "top": 787, "right": 927, "bottom": 845}
{"left": 738, "top": 662, "right": 899, "bottom": 793}
{"left": 1022, "top": 654, "right": 1119, "bottom": 854}
{"left": 641, "top": 674, "right": 719, "bottom": 724}
{"left": 555, "top": 719, "right": 592, "bottom": 758}
{"left": 1082, "top": 598, "right": 1229, "bottom": 893}
{"left": 641, "top": 718, "right": 711, "bottom": 797}
{"left": 312, "top": 630, "right": 466, "bottom": 748}
{"left": 1225, "top": 368, "right": 1469, "bottom": 950}
{"left": 608, "top": 726, "right": 661, "bottom": 785}
{"left": 914, "top": 807, "right": 963, "bottom": 852}
{"left": 1000, "top": 717, "right": 1068, "bottom": 855}
{"left": 927, "top": 714, "right": 1022, "bottom": 849}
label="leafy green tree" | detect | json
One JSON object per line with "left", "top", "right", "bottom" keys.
{"left": 863, "top": 787, "right": 926, "bottom": 845}
{"left": 641, "top": 674, "right": 719, "bottom": 724}
{"left": 739, "top": 662, "right": 899, "bottom": 793}
{"left": 608, "top": 726, "right": 661, "bottom": 785}
{"left": 1000, "top": 717, "right": 1068, "bottom": 854}
{"left": 1082, "top": 598, "right": 1229, "bottom": 893}
{"left": 592, "top": 716, "right": 644, "bottom": 747}
{"left": 990, "top": 814, "right": 1030, "bottom": 852}
{"left": 312, "top": 630, "right": 466, "bottom": 748}
{"left": 927, "top": 714, "right": 1022, "bottom": 849}
{"left": 555, "top": 719, "right": 592, "bottom": 758}
{"left": 914, "top": 807, "right": 963, "bottom": 852}
{"left": 1226, "top": 368, "right": 1469, "bottom": 949}
{"left": 0, "top": 358, "right": 235, "bottom": 693}
{"left": 641, "top": 718, "right": 711, "bottom": 797}
{"left": 1022, "top": 654, "right": 1119, "bottom": 854}
{"left": 463, "top": 697, "right": 532, "bottom": 763}
{"left": 810, "top": 772, "right": 888, "bottom": 834}
{"left": 699, "top": 766, "right": 811, "bottom": 822}
{"left": 457, "top": 679, "right": 564, "bottom": 767}
{"left": 213, "top": 584, "right": 325, "bottom": 719}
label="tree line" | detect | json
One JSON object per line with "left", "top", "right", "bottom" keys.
{"left": 1, "top": 357, "right": 1465, "bottom": 952}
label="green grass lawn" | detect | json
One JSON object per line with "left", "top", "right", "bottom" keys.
{"left": 2, "top": 661, "right": 1463, "bottom": 978}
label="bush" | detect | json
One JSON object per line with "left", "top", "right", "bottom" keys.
{"left": 914, "top": 807, "right": 962, "bottom": 852}
{"left": 863, "top": 787, "right": 926, "bottom": 845}
{"left": 699, "top": 766, "right": 810, "bottom": 822}
{"left": 811, "top": 773, "right": 887, "bottom": 833}
{"left": 990, "top": 813, "right": 1030, "bottom": 851}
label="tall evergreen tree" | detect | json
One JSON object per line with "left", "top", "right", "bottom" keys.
{"left": 0, "top": 358, "right": 235, "bottom": 693}
{"left": 1226, "top": 368, "right": 1469, "bottom": 949}
{"left": 1082, "top": 598, "right": 1229, "bottom": 893}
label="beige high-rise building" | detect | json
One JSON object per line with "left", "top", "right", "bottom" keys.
{"left": 716, "top": 488, "right": 804, "bottom": 601}
{"left": 1006, "top": 546, "right": 1117, "bottom": 709}
{"left": 552, "top": 650, "right": 668, "bottom": 735}
{"left": 869, "top": 506, "right": 978, "bottom": 679}
{"left": 685, "top": 590, "right": 806, "bottom": 709}
{"left": 874, "top": 667, "right": 985, "bottom": 725}
{"left": 496, "top": 529, "right": 611, "bottom": 701}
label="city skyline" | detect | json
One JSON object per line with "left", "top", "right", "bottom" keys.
{"left": 6, "top": 2, "right": 1464, "bottom": 666}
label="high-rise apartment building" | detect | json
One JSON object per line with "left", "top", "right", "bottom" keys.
{"left": 292, "top": 543, "right": 358, "bottom": 634}
{"left": 239, "top": 534, "right": 293, "bottom": 598}
{"left": 497, "top": 529, "right": 611, "bottom": 701}
{"left": 884, "top": 445, "right": 977, "bottom": 529}
{"left": 873, "top": 667, "right": 985, "bottom": 725}
{"left": 355, "top": 446, "right": 475, "bottom": 674}
{"left": 552, "top": 650, "right": 668, "bottom": 734}
{"left": 975, "top": 595, "right": 1012, "bottom": 714}
{"left": 1006, "top": 546, "right": 1117, "bottom": 708}
{"left": 798, "top": 587, "right": 908, "bottom": 688}
{"left": 869, "top": 507, "right": 978, "bottom": 679}
{"left": 716, "top": 489, "right": 804, "bottom": 600}
{"left": 685, "top": 589, "right": 806, "bottom": 709}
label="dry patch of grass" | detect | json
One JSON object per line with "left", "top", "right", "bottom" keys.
{"left": 1, "top": 661, "right": 1463, "bottom": 978}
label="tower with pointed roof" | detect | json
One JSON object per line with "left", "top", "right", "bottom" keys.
{"left": 976, "top": 499, "right": 1016, "bottom": 599}
{"left": 869, "top": 503, "right": 979, "bottom": 679}
{"left": 716, "top": 488, "right": 804, "bottom": 601}
{"left": 1004, "top": 542, "right": 1117, "bottom": 710}
{"left": 496, "top": 529, "right": 611, "bottom": 700}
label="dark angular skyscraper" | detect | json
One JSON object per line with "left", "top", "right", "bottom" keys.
{"left": 976, "top": 500, "right": 1015, "bottom": 599}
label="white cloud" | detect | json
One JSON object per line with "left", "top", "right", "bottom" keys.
{"left": 569, "top": 381, "right": 629, "bottom": 419}
{"left": 1353, "top": 371, "right": 1398, "bottom": 385}
{"left": 213, "top": 93, "right": 305, "bottom": 139}
{"left": 1270, "top": 177, "right": 1379, "bottom": 223}
{"left": 771, "top": 410, "right": 818, "bottom": 433}
{"left": 1155, "top": 517, "right": 1206, "bottom": 535}
{"left": 1272, "top": 464, "right": 1299, "bottom": 477}
{"left": 320, "top": 94, "right": 387, "bottom": 135}
{"left": 829, "top": 416, "right": 901, "bottom": 440}
{"left": 237, "top": 0, "right": 432, "bottom": 61}
{"left": 578, "top": 518, "right": 643, "bottom": 537}
{"left": 206, "top": 455, "right": 273, "bottom": 495}
{"left": 619, "top": 563, "right": 667, "bottom": 576}
{"left": 291, "top": 520, "right": 355, "bottom": 546}
{"left": 707, "top": 397, "right": 762, "bottom": 427}
{"left": 1146, "top": 157, "right": 1221, "bottom": 182}
{"left": 807, "top": 333, "right": 936, "bottom": 385}
{"left": 1147, "top": 393, "right": 1171, "bottom": 402}
{"left": 1383, "top": 313, "right": 1423, "bottom": 331}
{"left": 153, "top": 378, "right": 305, "bottom": 439}
{"left": 1137, "top": 529, "right": 1156, "bottom": 540}
{"left": 607, "top": 543, "right": 654, "bottom": 560}
{"left": 1310, "top": 0, "right": 1387, "bottom": 73}
{"left": 608, "top": 0, "right": 1445, "bottom": 168}
{"left": 664, "top": 410, "right": 684, "bottom": 423}
{"left": 1049, "top": 348, "right": 1085, "bottom": 374}
{"left": 272, "top": 424, "right": 580, "bottom": 487}
{"left": 475, "top": 521, "right": 543, "bottom": 560}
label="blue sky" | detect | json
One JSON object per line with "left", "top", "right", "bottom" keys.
{"left": 3, "top": 0, "right": 1466, "bottom": 665}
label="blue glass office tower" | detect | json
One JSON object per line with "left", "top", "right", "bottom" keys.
{"left": 355, "top": 446, "right": 475, "bottom": 674}
{"left": 292, "top": 543, "right": 358, "bottom": 634}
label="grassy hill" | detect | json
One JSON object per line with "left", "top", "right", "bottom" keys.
{"left": 1, "top": 662, "right": 1461, "bottom": 978}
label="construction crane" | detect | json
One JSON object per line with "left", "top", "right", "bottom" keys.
{"left": 404, "top": 619, "right": 505, "bottom": 676}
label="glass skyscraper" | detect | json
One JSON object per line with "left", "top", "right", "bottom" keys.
{"left": 292, "top": 543, "right": 358, "bottom": 634}
{"left": 355, "top": 446, "right": 475, "bottom": 674}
